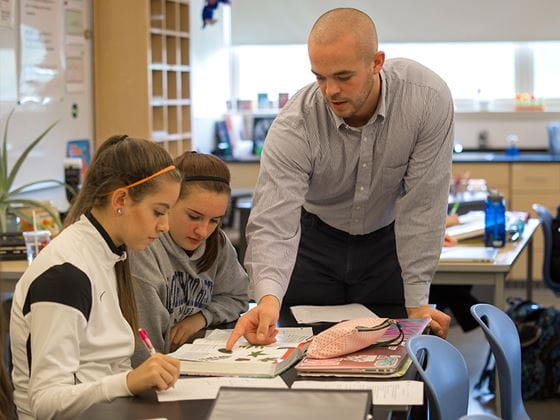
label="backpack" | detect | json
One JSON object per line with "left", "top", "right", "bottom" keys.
{"left": 475, "top": 298, "right": 560, "bottom": 400}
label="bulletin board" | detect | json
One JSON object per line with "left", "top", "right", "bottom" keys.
{"left": 0, "top": 0, "right": 93, "bottom": 212}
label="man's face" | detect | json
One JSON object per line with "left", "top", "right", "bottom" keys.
{"left": 309, "top": 34, "right": 382, "bottom": 127}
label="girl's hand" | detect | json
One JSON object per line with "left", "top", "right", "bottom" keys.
{"left": 126, "top": 353, "right": 180, "bottom": 394}
{"left": 443, "top": 234, "right": 458, "bottom": 247}
{"left": 169, "top": 312, "right": 207, "bottom": 352}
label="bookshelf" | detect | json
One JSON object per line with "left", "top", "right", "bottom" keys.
{"left": 93, "top": 0, "right": 192, "bottom": 156}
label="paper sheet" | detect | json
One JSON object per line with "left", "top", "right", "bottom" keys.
{"left": 290, "top": 303, "right": 377, "bottom": 323}
{"left": 291, "top": 380, "right": 423, "bottom": 405}
{"left": 157, "top": 376, "right": 288, "bottom": 401}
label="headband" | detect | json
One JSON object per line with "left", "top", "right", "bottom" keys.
{"left": 183, "top": 175, "right": 229, "bottom": 185}
{"left": 107, "top": 165, "right": 176, "bottom": 195}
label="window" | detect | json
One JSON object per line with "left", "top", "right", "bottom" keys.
{"left": 234, "top": 45, "right": 313, "bottom": 104}
{"left": 232, "top": 42, "right": 559, "bottom": 112}
{"left": 381, "top": 42, "right": 516, "bottom": 100}
{"left": 532, "top": 42, "right": 560, "bottom": 99}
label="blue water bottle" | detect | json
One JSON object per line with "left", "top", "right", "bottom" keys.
{"left": 485, "top": 189, "right": 506, "bottom": 247}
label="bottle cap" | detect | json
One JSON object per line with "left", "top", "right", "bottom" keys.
{"left": 487, "top": 188, "right": 503, "bottom": 201}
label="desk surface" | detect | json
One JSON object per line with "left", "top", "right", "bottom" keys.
{"left": 77, "top": 310, "right": 415, "bottom": 420}
{"left": 437, "top": 218, "right": 540, "bottom": 273}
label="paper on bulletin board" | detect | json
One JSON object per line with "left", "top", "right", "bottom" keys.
{"left": 64, "top": 0, "right": 85, "bottom": 45}
{"left": 19, "top": 0, "right": 64, "bottom": 104}
{"left": 64, "top": 0, "right": 86, "bottom": 93}
{"left": 65, "top": 45, "right": 85, "bottom": 93}
{"left": 0, "top": 0, "right": 14, "bottom": 29}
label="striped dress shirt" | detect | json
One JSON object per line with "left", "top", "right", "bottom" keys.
{"left": 246, "top": 58, "right": 454, "bottom": 308}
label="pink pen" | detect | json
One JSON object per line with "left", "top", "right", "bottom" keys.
{"left": 138, "top": 328, "right": 156, "bottom": 356}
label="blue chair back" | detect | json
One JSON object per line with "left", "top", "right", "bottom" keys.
{"left": 532, "top": 203, "right": 560, "bottom": 294}
{"left": 406, "top": 335, "right": 469, "bottom": 420}
{"left": 470, "top": 304, "right": 530, "bottom": 420}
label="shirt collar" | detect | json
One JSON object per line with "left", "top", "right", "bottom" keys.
{"left": 84, "top": 211, "right": 127, "bottom": 260}
{"left": 328, "top": 71, "right": 387, "bottom": 131}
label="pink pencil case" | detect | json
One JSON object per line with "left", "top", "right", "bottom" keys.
{"left": 307, "top": 317, "right": 392, "bottom": 359}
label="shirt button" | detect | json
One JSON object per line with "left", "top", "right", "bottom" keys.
{"left": 355, "top": 219, "right": 359, "bottom": 223}
{"left": 356, "top": 206, "right": 361, "bottom": 210}
{"left": 360, "top": 186, "right": 364, "bottom": 191}
{"left": 362, "top": 163, "right": 367, "bottom": 168}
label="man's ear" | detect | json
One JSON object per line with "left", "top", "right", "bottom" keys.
{"left": 373, "top": 50, "right": 385, "bottom": 74}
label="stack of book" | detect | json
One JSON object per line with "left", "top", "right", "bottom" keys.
{"left": 295, "top": 318, "right": 431, "bottom": 378}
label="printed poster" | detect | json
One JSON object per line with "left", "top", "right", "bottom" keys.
{"left": 19, "top": 0, "right": 64, "bottom": 103}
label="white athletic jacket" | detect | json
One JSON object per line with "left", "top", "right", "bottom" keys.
{"left": 10, "top": 213, "right": 134, "bottom": 420}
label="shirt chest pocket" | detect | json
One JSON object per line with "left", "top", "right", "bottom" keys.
{"left": 381, "top": 164, "right": 408, "bottom": 195}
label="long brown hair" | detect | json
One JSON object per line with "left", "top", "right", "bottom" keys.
{"left": 64, "top": 135, "right": 181, "bottom": 332}
{"left": 174, "top": 152, "right": 231, "bottom": 273}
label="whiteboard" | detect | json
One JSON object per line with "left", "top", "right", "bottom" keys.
{"left": 0, "top": 0, "right": 93, "bottom": 212}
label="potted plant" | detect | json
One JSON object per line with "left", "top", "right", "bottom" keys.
{"left": 0, "top": 108, "right": 71, "bottom": 232}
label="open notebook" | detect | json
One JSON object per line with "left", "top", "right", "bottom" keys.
{"left": 440, "top": 246, "right": 499, "bottom": 263}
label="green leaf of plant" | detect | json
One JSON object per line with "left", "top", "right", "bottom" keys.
{"left": 4, "top": 198, "right": 62, "bottom": 228}
{"left": 0, "top": 108, "right": 15, "bottom": 189}
{"left": 6, "top": 119, "right": 59, "bottom": 190}
{"left": 9, "top": 179, "right": 75, "bottom": 196}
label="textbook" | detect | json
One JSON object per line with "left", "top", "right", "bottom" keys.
{"left": 295, "top": 318, "right": 431, "bottom": 377}
{"left": 440, "top": 246, "right": 499, "bottom": 264}
{"left": 445, "top": 220, "right": 485, "bottom": 240}
{"left": 169, "top": 327, "right": 313, "bottom": 378}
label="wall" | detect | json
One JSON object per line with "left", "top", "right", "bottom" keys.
{"left": 189, "top": 0, "right": 231, "bottom": 152}
{"left": 231, "top": 0, "right": 560, "bottom": 45}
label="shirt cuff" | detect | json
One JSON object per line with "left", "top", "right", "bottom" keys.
{"left": 200, "top": 309, "right": 211, "bottom": 327}
{"left": 253, "top": 279, "right": 285, "bottom": 306}
{"left": 404, "top": 283, "right": 430, "bottom": 308}
{"left": 101, "top": 371, "right": 133, "bottom": 401}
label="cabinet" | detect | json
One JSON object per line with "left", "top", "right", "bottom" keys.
{"left": 452, "top": 161, "right": 560, "bottom": 282}
{"left": 509, "top": 164, "right": 560, "bottom": 281}
{"left": 93, "top": 0, "right": 191, "bottom": 156}
{"left": 452, "top": 163, "right": 511, "bottom": 204}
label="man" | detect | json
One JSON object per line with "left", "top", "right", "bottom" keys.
{"left": 227, "top": 8, "right": 453, "bottom": 350}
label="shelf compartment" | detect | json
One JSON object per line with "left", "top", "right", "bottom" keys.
{"left": 181, "top": 71, "right": 190, "bottom": 99}
{"left": 179, "top": 2, "right": 189, "bottom": 33}
{"left": 150, "top": 0, "right": 164, "bottom": 29}
{"left": 151, "top": 105, "right": 166, "bottom": 133}
{"left": 165, "top": 0, "right": 178, "bottom": 31}
{"left": 166, "top": 36, "right": 177, "bottom": 65}
{"left": 151, "top": 70, "right": 164, "bottom": 99}
{"left": 168, "top": 105, "right": 179, "bottom": 134}
{"left": 150, "top": 33, "right": 164, "bottom": 64}
{"left": 181, "top": 105, "right": 191, "bottom": 134}
{"left": 180, "top": 37, "right": 190, "bottom": 66}
{"left": 167, "top": 71, "right": 178, "bottom": 99}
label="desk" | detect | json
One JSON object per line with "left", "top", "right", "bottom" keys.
{"left": 0, "top": 259, "right": 27, "bottom": 294}
{"left": 77, "top": 308, "right": 417, "bottom": 420}
{"left": 433, "top": 218, "right": 540, "bottom": 309}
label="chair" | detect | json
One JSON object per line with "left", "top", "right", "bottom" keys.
{"left": 406, "top": 335, "right": 470, "bottom": 420}
{"left": 531, "top": 203, "right": 560, "bottom": 294}
{"left": 470, "top": 304, "right": 530, "bottom": 420}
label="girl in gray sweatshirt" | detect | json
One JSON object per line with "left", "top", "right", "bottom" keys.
{"left": 130, "top": 152, "right": 249, "bottom": 366}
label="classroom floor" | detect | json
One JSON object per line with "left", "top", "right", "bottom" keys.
{"left": 447, "top": 283, "right": 560, "bottom": 419}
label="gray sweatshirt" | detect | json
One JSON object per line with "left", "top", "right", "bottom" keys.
{"left": 129, "top": 230, "right": 249, "bottom": 366}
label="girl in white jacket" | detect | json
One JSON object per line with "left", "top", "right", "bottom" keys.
{"left": 10, "top": 135, "right": 182, "bottom": 419}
